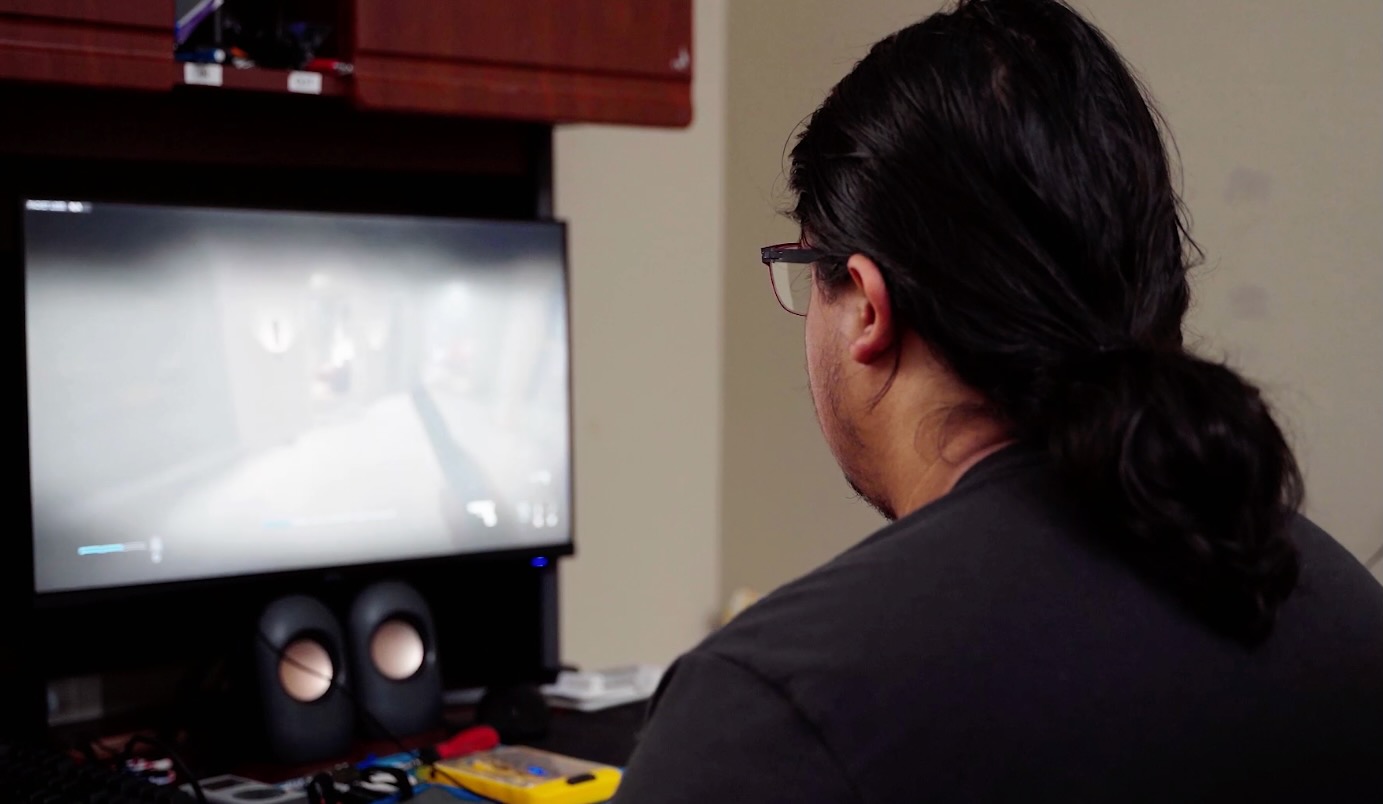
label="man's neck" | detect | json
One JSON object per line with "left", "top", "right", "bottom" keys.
{"left": 890, "top": 425, "right": 1014, "bottom": 518}
{"left": 866, "top": 334, "right": 1014, "bottom": 519}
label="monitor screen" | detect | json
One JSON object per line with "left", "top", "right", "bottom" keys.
{"left": 24, "top": 200, "right": 571, "bottom": 594}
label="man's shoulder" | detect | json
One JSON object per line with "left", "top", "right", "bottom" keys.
{"left": 1279, "top": 514, "right": 1383, "bottom": 636}
{"left": 700, "top": 458, "right": 1078, "bottom": 685}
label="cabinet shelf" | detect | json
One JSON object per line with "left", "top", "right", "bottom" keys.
{"left": 0, "top": 0, "right": 692, "bottom": 127}
{"left": 175, "top": 63, "right": 348, "bottom": 98}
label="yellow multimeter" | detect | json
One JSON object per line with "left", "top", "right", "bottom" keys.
{"left": 418, "top": 746, "right": 621, "bottom": 804}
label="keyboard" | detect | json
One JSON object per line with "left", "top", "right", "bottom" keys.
{"left": 0, "top": 742, "right": 199, "bottom": 803}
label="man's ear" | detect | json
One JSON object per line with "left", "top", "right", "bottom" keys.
{"left": 844, "top": 253, "right": 896, "bottom": 365}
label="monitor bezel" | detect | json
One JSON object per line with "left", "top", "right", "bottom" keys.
{"left": 15, "top": 193, "right": 577, "bottom": 609}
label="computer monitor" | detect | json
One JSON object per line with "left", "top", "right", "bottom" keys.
{"left": 23, "top": 199, "right": 572, "bottom": 596}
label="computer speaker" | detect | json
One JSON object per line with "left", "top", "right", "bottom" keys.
{"left": 348, "top": 580, "right": 443, "bottom": 738}
{"left": 254, "top": 595, "right": 355, "bottom": 764}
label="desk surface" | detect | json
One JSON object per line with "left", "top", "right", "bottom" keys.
{"left": 50, "top": 698, "right": 647, "bottom": 795}
{"left": 527, "top": 703, "right": 645, "bottom": 768}
{"left": 225, "top": 701, "right": 647, "bottom": 784}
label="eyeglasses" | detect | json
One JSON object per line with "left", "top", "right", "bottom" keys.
{"left": 759, "top": 242, "right": 824, "bottom": 316}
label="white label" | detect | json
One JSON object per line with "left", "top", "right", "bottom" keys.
{"left": 182, "top": 62, "right": 223, "bottom": 87}
{"left": 287, "top": 71, "right": 324, "bottom": 95}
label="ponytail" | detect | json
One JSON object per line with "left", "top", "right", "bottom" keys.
{"left": 1043, "top": 349, "right": 1302, "bottom": 642}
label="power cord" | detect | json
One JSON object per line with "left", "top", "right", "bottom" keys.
{"left": 257, "top": 631, "right": 488, "bottom": 801}
{"left": 118, "top": 733, "right": 208, "bottom": 804}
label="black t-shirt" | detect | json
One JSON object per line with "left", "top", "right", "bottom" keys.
{"left": 614, "top": 447, "right": 1383, "bottom": 802}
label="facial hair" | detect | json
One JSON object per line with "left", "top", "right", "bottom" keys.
{"left": 811, "top": 353, "right": 897, "bottom": 522}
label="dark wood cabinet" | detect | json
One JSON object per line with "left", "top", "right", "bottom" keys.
{"left": 352, "top": 0, "right": 691, "bottom": 125}
{"left": 0, "top": 0, "right": 693, "bottom": 126}
{"left": 0, "top": 0, "right": 173, "bottom": 91}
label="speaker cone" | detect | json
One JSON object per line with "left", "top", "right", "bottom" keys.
{"left": 279, "top": 637, "right": 334, "bottom": 703}
{"left": 371, "top": 618, "right": 425, "bottom": 681}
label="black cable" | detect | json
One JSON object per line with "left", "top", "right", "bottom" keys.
{"left": 74, "top": 736, "right": 100, "bottom": 765}
{"left": 74, "top": 735, "right": 125, "bottom": 777}
{"left": 89, "top": 736, "right": 125, "bottom": 761}
{"left": 257, "top": 630, "right": 487, "bottom": 800}
{"left": 306, "top": 771, "right": 339, "bottom": 804}
{"left": 305, "top": 770, "right": 338, "bottom": 804}
{"left": 119, "top": 733, "right": 208, "bottom": 804}
{"left": 417, "top": 763, "right": 483, "bottom": 799}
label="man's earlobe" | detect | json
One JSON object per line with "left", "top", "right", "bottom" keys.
{"left": 846, "top": 254, "right": 896, "bottom": 365}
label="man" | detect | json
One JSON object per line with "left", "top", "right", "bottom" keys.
{"left": 614, "top": 0, "right": 1383, "bottom": 801}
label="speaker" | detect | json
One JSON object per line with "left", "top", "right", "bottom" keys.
{"left": 254, "top": 595, "right": 355, "bottom": 764}
{"left": 348, "top": 580, "right": 443, "bottom": 738}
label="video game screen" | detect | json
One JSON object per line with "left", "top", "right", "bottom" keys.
{"left": 25, "top": 200, "right": 570, "bottom": 593}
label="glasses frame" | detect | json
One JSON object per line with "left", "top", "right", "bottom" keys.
{"left": 759, "top": 242, "right": 825, "bottom": 316}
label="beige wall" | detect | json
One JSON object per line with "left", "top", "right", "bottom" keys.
{"left": 553, "top": 0, "right": 726, "bottom": 668}
{"left": 719, "top": 0, "right": 1383, "bottom": 596}
{"left": 719, "top": 1, "right": 928, "bottom": 598}
{"left": 1078, "top": 0, "right": 1383, "bottom": 579}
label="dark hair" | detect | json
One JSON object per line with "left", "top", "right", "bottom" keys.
{"left": 789, "top": 0, "right": 1302, "bottom": 643}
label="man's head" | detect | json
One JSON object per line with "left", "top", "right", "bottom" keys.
{"left": 782, "top": 0, "right": 1193, "bottom": 519}
{"left": 775, "top": 0, "right": 1305, "bottom": 642}
{"left": 802, "top": 251, "right": 996, "bottom": 520}
{"left": 802, "top": 253, "right": 886, "bottom": 516}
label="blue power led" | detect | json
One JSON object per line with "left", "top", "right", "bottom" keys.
{"left": 531, "top": 556, "right": 549, "bottom": 568}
